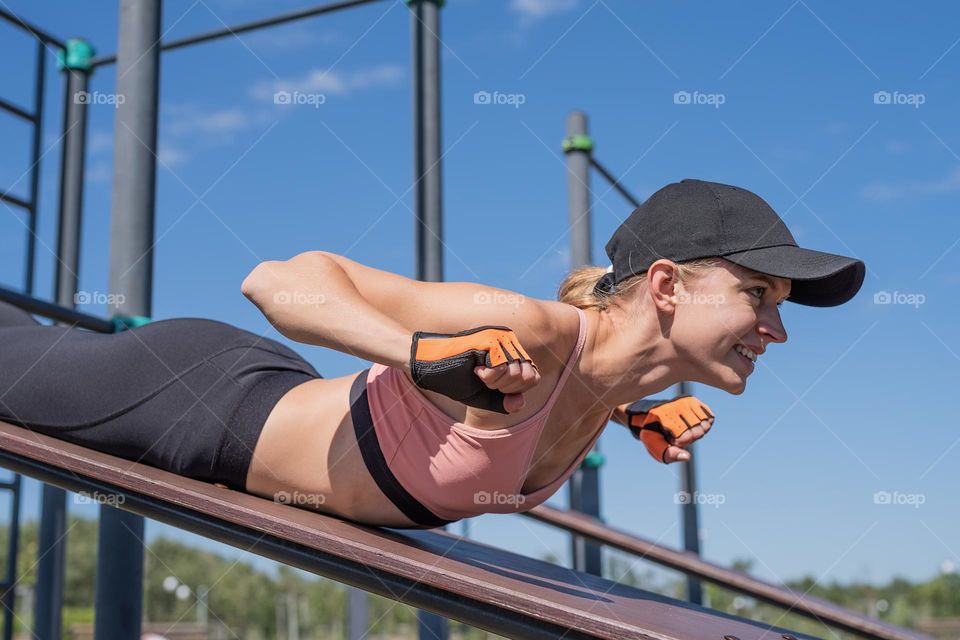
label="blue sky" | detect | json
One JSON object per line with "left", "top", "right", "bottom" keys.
{"left": 1, "top": 0, "right": 958, "bottom": 598}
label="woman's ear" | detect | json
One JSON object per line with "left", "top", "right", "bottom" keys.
{"left": 647, "top": 260, "right": 681, "bottom": 313}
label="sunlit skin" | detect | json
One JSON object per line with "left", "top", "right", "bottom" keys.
{"left": 472, "top": 258, "right": 790, "bottom": 461}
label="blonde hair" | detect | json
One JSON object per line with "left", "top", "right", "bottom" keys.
{"left": 557, "top": 257, "right": 725, "bottom": 311}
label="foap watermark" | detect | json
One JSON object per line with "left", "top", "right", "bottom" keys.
{"left": 873, "top": 490, "right": 925, "bottom": 509}
{"left": 873, "top": 290, "right": 925, "bottom": 308}
{"left": 873, "top": 90, "right": 925, "bottom": 109}
{"left": 674, "top": 491, "right": 726, "bottom": 508}
{"left": 274, "top": 490, "right": 327, "bottom": 507}
{"left": 274, "top": 90, "right": 326, "bottom": 109}
{"left": 673, "top": 90, "right": 725, "bottom": 109}
{"left": 74, "top": 290, "right": 125, "bottom": 308}
{"left": 474, "top": 490, "right": 526, "bottom": 507}
{"left": 272, "top": 290, "right": 326, "bottom": 306}
{"left": 74, "top": 91, "right": 125, "bottom": 108}
{"left": 676, "top": 291, "right": 726, "bottom": 307}
{"left": 74, "top": 491, "right": 126, "bottom": 507}
{"left": 473, "top": 291, "right": 525, "bottom": 307}
{"left": 473, "top": 90, "right": 526, "bottom": 109}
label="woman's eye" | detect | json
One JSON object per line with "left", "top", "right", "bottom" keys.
{"left": 749, "top": 286, "right": 766, "bottom": 299}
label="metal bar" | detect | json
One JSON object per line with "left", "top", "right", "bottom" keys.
{"left": 34, "top": 43, "right": 93, "bottom": 640}
{"left": 90, "top": 0, "right": 387, "bottom": 68}
{"left": 590, "top": 157, "right": 641, "bottom": 209}
{"left": 564, "top": 111, "right": 603, "bottom": 577}
{"left": 522, "top": 505, "right": 929, "bottom": 640}
{"left": 678, "top": 380, "right": 703, "bottom": 604}
{"left": 0, "top": 8, "right": 67, "bottom": 49}
{"left": 0, "top": 191, "right": 31, "bottom": 211}
{"left": 24, "top": 38, "right": 47, "bottom": 297}
{"left": 96, "top": 1, "right": 164, "bottom": 636}
{"left": 0, "top": 285, "right": 114, "bottom": 333}
{"left": 1, "top": 474, "right": 20, "bottom": 640}
{"left": 0, "top": 97, "right": 35, "bottom": 122}
{"left": 411, "top": 2, "right": 447, "bottom": 637}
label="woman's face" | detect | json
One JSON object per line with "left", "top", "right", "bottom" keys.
{"left": 671, "top": 259, "right": 790, "bottom": 394}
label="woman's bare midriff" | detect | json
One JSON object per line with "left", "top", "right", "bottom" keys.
{"left": 244, "top": 306, "right": 610, "bottom": 529}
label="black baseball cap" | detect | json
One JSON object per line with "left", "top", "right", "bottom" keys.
{"left": 596, "top": 178, "right": 866, "bottom": 307}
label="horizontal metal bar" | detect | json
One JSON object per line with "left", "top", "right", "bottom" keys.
{"left": 0, "top": 190, "right": 31, "bottom": 211}
{"left": 0, "top": 482, "right": 17, "bottom": 490}
{"left": 522, "top": 506, "right": 930, "bottom": 640}
{"left": 590, "top": 157, "right": 641, "bottom": 208}
{"left": 0, "top": 285, "right": 115, "bottom": 333}
{"left": 0, "top": 96, "right": 35, "bottom": 122}
{"left": 91, "top": 0, "right": 387, "bottom": 67}
{"left": 0, "top": 8, "right": 66, "bottom": 49}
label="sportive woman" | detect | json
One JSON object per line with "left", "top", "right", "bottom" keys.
{"left": 0, "top": 179, "right": 865, "bottom": 529}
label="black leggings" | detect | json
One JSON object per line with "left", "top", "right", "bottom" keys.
{"left": 0, "top": 301, "right": 321, "bottom": 489}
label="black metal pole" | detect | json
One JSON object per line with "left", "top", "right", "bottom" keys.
{"left": 95, "top": 0, "right": 163, "bottom": 636}
{"left": 23, "top": 39, "right": 47, "bottom": 296}
{"left": 89, "top": 0, "right": 387, "bottom": 68}
{"left": 562, "top": 112, "right": 604, "bottom": 578}
{"left": 34, "top": 38, "right": 95, "bottom": 640}
{"left": 411, "top": 1, "right": 448, "bottom": 638}
{"left": 678, "top": 379, "right": 703, "bottom": 605}
{"left": 0, "top": 8, "right": 67, "bottom": 49}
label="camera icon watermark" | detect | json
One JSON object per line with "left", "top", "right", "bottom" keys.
{"left": 272, "top": 290, "right": 326, "bottom": 305}
{"left": 873, "top": 490, "right": 925, "bottom": 509}
{"left": 273, "top": 90, "right": 326, "bottom": 109}
{"left": 676, "top": 291, "right": 725, "bottom": 307}
{"left": 74, "top": 91, "right": 126, "bottom": 108}
{"left": 73, "top": 491, "right": 126, "bottom": 507}
{"left": 674, "top": 491, "right": 725, "bottom": 508}
{"left": 74, "top": 290, "right": 126, "bottom": 309}
{"left": 274, "top": 490, "right": 327, "bottom": 506}
{"left": 473, "top": 90, "right": 526, "bottom": 109}
{"left": 873, "top": 90, "right": 925, "bottom": 109}
{"left": 673, "top": 90, "right": 725, "bottom": 109}
{"left": 474, "top": 490, "right": 526, "bottom": 507}
{"left": 473, "top": 291, "right": 526, "bottom": 307}
{"left": 873, "top": 290, "right": 925, "bottom": 308}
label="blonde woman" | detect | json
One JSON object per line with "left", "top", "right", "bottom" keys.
{"left": 0, "top": 179, "right": 864, "bottom": 530}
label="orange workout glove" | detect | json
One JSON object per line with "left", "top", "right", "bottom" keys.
{"left": 625, "top": 395, "right": 715, "bottom": 463}
{"left": 410, "top": 326, "right": 538, "bottom": 414}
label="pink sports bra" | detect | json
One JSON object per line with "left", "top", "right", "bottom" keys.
{"left": 364, "top": 306, "right": 610, "bottom": 522}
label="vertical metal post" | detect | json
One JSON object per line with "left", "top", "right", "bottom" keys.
{"left": 2, "top": 474, "right": 21, "bottom": 640}
{"left": 23, "top": 39, "right": 47, "bottom": 295}
{"left": 411, "top": 1, "right": 448, "bottom": 638}
{"left": 34, "top": 37, "right": 94, "bottom": 640}
{"left": 347, "top": 587, "right": 368, "bottom": 639}
{"left": 95, "top": 2, "right": 162, "bottom": 637}
{"left": 563, "top": 112, "right": 604, "bottom": 577}
{"left": 678, "top": 379, "right": 703, "bottom": 604}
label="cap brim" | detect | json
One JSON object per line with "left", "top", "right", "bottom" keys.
{"left": 721, "top": 245, "right": 866, "bottom": 307}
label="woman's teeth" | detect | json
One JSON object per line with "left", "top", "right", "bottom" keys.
{"left": 734, "top": 344, "right": 757, "bottom": 363}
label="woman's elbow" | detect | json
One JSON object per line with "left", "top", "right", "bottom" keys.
{"left": 241, "top": 260, "right": 283, "bottom": 299}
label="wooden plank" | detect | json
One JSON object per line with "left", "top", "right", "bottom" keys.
{"left": 523, "top": 506, "right": 930, "bottom": 640}
{"left": 0, "top": 422, "right": 820, "bottom": 640}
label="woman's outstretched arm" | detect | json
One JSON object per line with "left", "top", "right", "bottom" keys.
{"left": 241, "top": 252, "right": 412, "bottom": 369}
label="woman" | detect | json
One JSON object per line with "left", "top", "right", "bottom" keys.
{"left": 0, "top": 178, "right": 865, "bottom": 530}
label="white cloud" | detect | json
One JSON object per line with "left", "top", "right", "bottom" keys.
{"left": 249, "top": 64, "right": 405, "bottom": 101}
{"left": 158, "top": 145, "right": 188, "bottom": 168}
{"left": 860, "top": 166, "right": 960, "bottom": 201}
{"left": 165, "top": 107, "right": 252, "bottom": 137}
{"left": 510, "top": 0, "right": 579, "bottom": 21}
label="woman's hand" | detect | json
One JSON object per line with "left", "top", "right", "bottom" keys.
{"left": 410, "top": 325, "right": 541, "bottom": 414}
{"left": 623, "top": 396, "right": 715, "bottom": 464}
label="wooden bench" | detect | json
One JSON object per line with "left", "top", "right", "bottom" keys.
{"left": 0, "top": 421, "right": 819, "bottom": 640}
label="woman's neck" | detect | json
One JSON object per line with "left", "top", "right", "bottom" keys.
{"left": 574, "top": 305, "right": 688, "bottom": 408}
